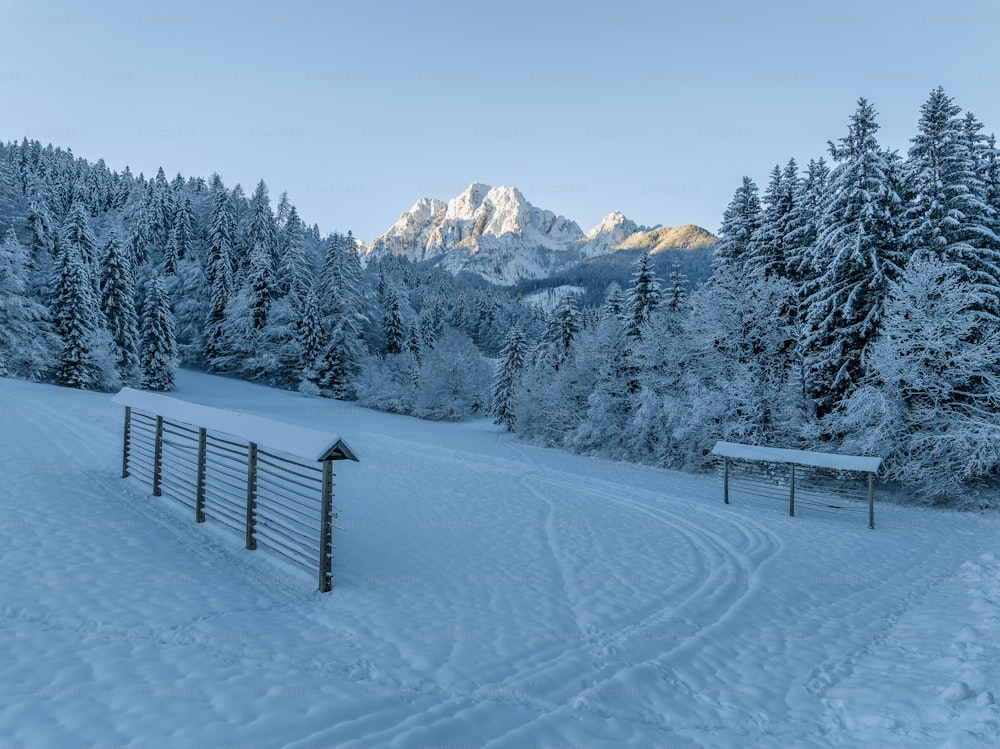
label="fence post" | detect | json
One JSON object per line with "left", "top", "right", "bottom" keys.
{"left": 195, "top": 427, "right": 207, "bottom": 523}
{"left": 868, "top": 473, "right": 875, "bottom": 530}
{"left": 122, "top": 406, "right": 132, "bottom": 478}
{"left": 152, "top": 415, "right": 164, "bottom": 496}
{"left": 318, "top": 459, "right": 334, "bottom": 593}
{"left": 789, "top": 464, "right": 795, "bottom": 517}
{"left": 245, "top": 442, "right": 258, "bottom": 550}
{"left": 723, "top": 458, "right": 729, "bottom": 505}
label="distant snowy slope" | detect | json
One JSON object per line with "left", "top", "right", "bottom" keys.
{"left": 616, "top": 223, "right": 717, "bottom": 254}
{"left": 0, "top": 371, "right": 996, "bottom": 748}
{"left": 575, "top": 216, "right": 717, "bottom": 256}
{"left": 521, "top": 284, "right": 586, "bottom": 313}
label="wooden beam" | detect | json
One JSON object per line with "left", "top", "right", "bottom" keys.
{"left": 152, "top": 415, "right": 164, "bottom": 497}
{"left": 245, "top": 442, "right": 258, "bottom": 550}
{"left": 122, "top": 406, "right": 132, "bottom": 478}
{"left": 318, "top": 460, "right": 334, "bottom": 593}
{"left": 789, "top": 464, "right": 796, "bottom": 517}
{"left": 868, "top": 474, "right": 875, "bottom": 530}
{"left": 195, "top": 427, "right": 207, "bottom": 523}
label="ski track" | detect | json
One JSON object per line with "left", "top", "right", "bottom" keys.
{"left": 0, "top": 373, "right": 997, "bottom": 748}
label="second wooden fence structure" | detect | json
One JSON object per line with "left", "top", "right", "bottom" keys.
{"left": 711, "top": 441, "right": 882, "bottom": 529}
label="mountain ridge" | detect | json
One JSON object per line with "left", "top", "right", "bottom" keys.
{"left": 363, "top": 182, "right": 715, "bottom": 285}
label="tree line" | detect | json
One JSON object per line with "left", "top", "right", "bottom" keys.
{"left": 0, "top": 141, "right": 544, "bottom": 408}
{"left": 491, "top": 89, "right": 1000, "bottom": 507}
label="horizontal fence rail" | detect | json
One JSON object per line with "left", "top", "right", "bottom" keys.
{"left": 117, "top": 399, "right": 357, "bottom": 592}
{"left": 711, "top": 441, "right": 881, "bottom": 529}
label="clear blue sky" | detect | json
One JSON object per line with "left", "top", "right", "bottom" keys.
{"left": 3, "top": 0, "right": 999, "bottom": 241}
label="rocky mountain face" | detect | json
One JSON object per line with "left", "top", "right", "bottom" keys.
{"left": 363, "top": 182, "right": 715, "bottom": 285}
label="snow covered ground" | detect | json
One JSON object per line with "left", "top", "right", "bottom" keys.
{"left": 1, "top": 370, "right": 998, "bottom": 748}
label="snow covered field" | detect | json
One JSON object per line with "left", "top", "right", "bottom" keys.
{"left": 1, "top": 371, "right": 998, "bottom": 749}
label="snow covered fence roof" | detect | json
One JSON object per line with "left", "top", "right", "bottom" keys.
{"left": 711, "top": 441, "right": 881, "bottom": 474}
{"left": 111, "top": 388, "right": 358, "bottom": 463}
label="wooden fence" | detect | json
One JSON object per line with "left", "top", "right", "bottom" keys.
{"left": 711, "top": 441, "right": 882, "bottom": 529}
{"left": 112, "top": 388, "right": 358, "bottom": 591}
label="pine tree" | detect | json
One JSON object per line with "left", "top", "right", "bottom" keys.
{"left": 421, "top": 298, "right": 445, "bottom": 346}
{"left": 803, "top": 98, "right": 906, "bottom": 414}
{"left": 320, "top": 232, "right": 345, "bottom": 301}
{"left": 408, "top": 322, "right": 422, "bottom": 362}
{"left": 60, "top": 200, "right": 98, "bottom": 272}
{"left": 785, "top": 158, "right": 830, "bottom": 284}
{"left": 277, "top": 204, "right": 312, "bottom": 300}
{"left": 975, "top": 127, "right": 1000, "bottom": 227}
{"left": 382, "top": 287, "right": 406, "bottom": 355}
{"left": 139, "top": 274, "right": 179, "bottom": 391}
{"left": 320, "top": 232, "right": 367, "bottom": 333}
{"left": 111, "top": 166, "right": 133, "bottom": 211}
{"left": 746, "top": 160, "right": 799, "bottom": 279}
{"left": 171, "top": 196, "right": 195, "bottom": 262}
{"left": 0, "top": 229, "right": 55, "bottom": 379}
{"left": 238, "top": 184, "right": 281, "bottom": 352}
{"left": 51, "top": 240, "right": 108, "bottom": 389}
{"left": 314, "top": 233, "right": 368, "bottom": 397}
{"left": 317, "top": 320, "right": 365, "bottom": 399}
{"left": 743, "top": 160, "right": 803, "bottom": 358}
{"left": 255, "top": 292, "right": 301, "bottom": 386}
{"left": 904, "top": 88, "right": 1000, "bottom": 319}
{"left": 490, "top": 326, "right": 527, "bottom": 431}
{"left": 296, "top": 289, "right": 325, "bottom": 392}
{"left": 714, "top": 176, "right": 761, "bottom": 276}
{"left": 624, "top": 253, "right": 661, "bottom": 338}
{"left": 665, "top": 261, "right": 688, "bottom": 313}
{"left": 275, "top": 190, "right": 292, "bottom": 230}
{"left": 321, "top": 233, "right": 366, "bottom": 319}
{"left": 451, "top": 292, "right": 469, "bottom": 332}
{"left": 246, "top": 238, "right": 276, "bottom": 331}
{"left": 26, "top": 182, "right": 55, "bottom": 260}
{"left": 536, "top": 294, "right": 581, "bottom": 370}
{"left": 213, "top": 289, "right": 258, "bottom": 375}
{"left": 169, "top": 252, "right": 210, "bottom": 367}
{"left": 601, "top": 282, "right": 624, "bottom": 319}
{"left": 125, "top": 197, "right": 152, "bottom": 267}
{"left": 246, "top": 179, "right": 278, "bottom": 268}
{"left": 148, "top": 176, "right": 174, "bottom": 248}
{"left": 407, "top": 323, "right": 423, "bottom": 389}
{"left": 0, "top": 151, "right": 27, "bottom": 224}
{"left": 163, "top": 227, "right": 180, "bottom": 275}
{"left": 170, "top": 171, "right": 186, "bottom": 194}
{"left": 98, "top": 228, "right": 140, "bottom": 382}
{"left": 903, "top": 87, "right": 963, "bottom": 254}
{"left": 229, "top": 183, "right": 249, "bottom": 254}
{"left": 205, "top": 185, "right": 235, "bottom": 365}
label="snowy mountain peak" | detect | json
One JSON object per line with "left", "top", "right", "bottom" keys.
{"left": 586, "top": 211, "right": 637, "bottom": 239}
{"left": 404, "top": 196, "right": 447, "bottom": 222}
{"left": 581, "top": 211, "right": 644, "bottom": 255}
{"left": 366, "top": 183, "right": 585, "bottom": 284}
{"left": 445, "top": 182, "right": 494, "bottom": 218}
{"left": 442, "top": 183, "right": 536, "bottom": 236}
